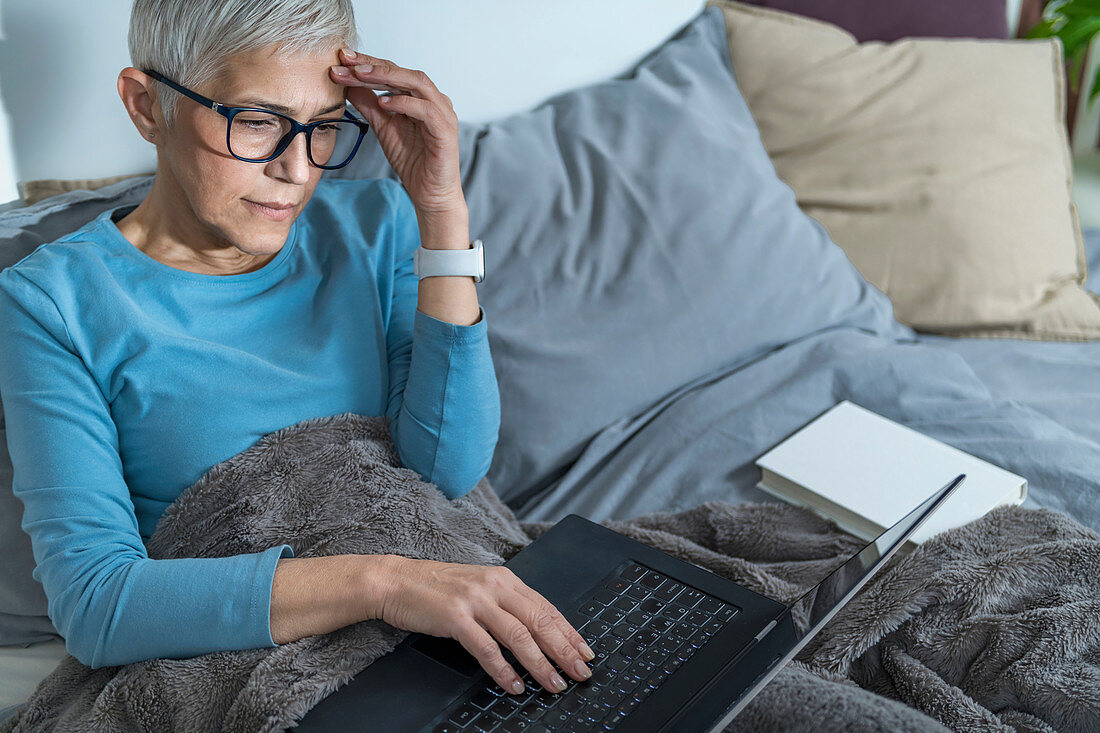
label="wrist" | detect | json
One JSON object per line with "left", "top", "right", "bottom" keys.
{"left": 360, "top": 554, "right": 406, "bottom": 621}
{"left": 417, "top": 204, "right": 470, "bottom": 251}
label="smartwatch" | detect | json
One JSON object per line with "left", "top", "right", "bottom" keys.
{"left": 413, "top": 239, "right": 485, "bottom": 282}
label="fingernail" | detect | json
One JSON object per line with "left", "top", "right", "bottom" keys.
{"left": 551, "top": 673, "right": 567, "bottom": 692}
{"left": 342, "top": 48, "right": 356, "bottom": 59}
{"left": 355, "top": 64, "right": 374, "bottom": 74}
{"left": 574, "top": 660, "right": 591, "bottom": 679}
{"left": 511, "top": 679, "right": 524, "bottom": 694}
{"left": 331, "top": 66, "right": 350, "bottom": 76}
{"left": 579, "top": 642, "right": 594, "bottom": 661}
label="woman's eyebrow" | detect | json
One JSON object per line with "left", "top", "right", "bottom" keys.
{"left": 236, "top": 99, "right": 346, "bottom": 116}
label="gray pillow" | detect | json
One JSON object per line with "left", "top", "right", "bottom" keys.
{"left": 0, "top": 176, "right": 153, "bottom": 645}
{"left": 337, "top": 6, "right": 912, "bottom": 509}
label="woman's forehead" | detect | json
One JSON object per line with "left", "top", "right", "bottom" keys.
{"left": 211, "top": 44, "right": 346, "bottom": 116}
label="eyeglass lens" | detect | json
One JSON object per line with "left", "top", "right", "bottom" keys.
{"left": 229, "top": 112, "right": 358, "bottom": 166}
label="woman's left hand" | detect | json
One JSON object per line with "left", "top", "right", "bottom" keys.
{"left": 331, "top": 49, "right": 466, "bottom": 218}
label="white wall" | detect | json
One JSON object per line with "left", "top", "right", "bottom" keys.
{"left": 0, "top": 7, "right": 19, "bottom": 203}
{"left": 0, "top": 0, "right": 706, "bottom": 196}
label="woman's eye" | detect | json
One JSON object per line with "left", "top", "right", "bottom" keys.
{"left": 235, "top": 117, "right": 277, "bottom": 129}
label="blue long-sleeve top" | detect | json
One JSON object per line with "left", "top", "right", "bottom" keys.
{"left": 0, "top": 177, "right": 500, "bottom": 669}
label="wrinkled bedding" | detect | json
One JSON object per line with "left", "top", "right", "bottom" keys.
{"left": 4, "top": 413, "right": 1099, "bottom": 732}
{"left": 512, "top": 229, "right": 1100, "bottom": 532}
{"left": 512, "top": 228, "right": 1100, "bottom": 536}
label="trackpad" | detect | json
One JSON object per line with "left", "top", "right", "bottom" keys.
{"left": 411, "top": 635, "right": 482, "bottom": 678}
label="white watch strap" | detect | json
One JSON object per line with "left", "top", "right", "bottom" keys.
{"left": 414, "top": 240, "right": 484, "bottom": 282}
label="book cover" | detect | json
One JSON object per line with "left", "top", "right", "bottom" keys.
{"left": 754, "top": 401, "right": 1027, "bottom": 547}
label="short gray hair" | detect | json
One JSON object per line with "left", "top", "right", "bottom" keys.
{"left": 128, "top": 0, "right": 359, "bottom": 129}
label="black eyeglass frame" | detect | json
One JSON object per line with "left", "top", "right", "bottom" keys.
{"left": 143, "top": 69, "right": 370, "bottom": 169}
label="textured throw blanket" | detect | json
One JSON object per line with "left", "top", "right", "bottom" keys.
{"left": 3, "top": 413, "right": 1099, "bottom": 732}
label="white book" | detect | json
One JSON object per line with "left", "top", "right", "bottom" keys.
{"left": 754, "top": 400, "right": 1027, "bottom": 550}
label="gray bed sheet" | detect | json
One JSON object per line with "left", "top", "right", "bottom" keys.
{"left": 513, "top": 229, "right": 1100, "bottom": 535}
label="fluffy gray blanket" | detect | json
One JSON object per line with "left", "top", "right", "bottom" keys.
{"left": 3, "top": 413, "right": 1099, "bottom": 732}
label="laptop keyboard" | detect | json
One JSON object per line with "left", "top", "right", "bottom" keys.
{"left": 431, "top": 560, "right": 741, "bottom": 733}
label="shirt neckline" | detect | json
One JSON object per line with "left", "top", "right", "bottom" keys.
{"left": 95, "top": 203, "right": 300, "bottom": 284}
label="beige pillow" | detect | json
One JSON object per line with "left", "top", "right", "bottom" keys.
{"left": 20, "top": 173, "right": 151, "bottom": 206}
{"left": 706, "top": 0, "right": 1100, "bottom": 341}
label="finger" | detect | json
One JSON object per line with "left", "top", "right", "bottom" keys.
{"left": 500, "top": 591, "right": 592, "bottom": 683}
{"left": 329, "top": 67, "right": 409, "bottom": 95}
{"left": 349, "top": 57, "right": 449, "bottom": 107}
{"left": 514, "top": 584, "right": 595, "bottom": 664}
{"left": 482, "top": 606, "right": 570, "bottom": 694}
{"left": 373, "top": 93, "right": 456, "bottom": 142}
{"left": 453, "top": 622, "right": 525, "bottom": 696}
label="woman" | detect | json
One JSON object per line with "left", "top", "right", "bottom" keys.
{"left": 0, "top": 0, "right": 592, "bottom": 699}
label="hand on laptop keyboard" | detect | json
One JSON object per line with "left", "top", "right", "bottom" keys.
{"left": 372, "top": 556, "right": 596, "bottom": 695}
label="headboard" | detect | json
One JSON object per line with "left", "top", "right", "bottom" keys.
{"left": 0, "top": 0, "right": 707, "bottom": 201}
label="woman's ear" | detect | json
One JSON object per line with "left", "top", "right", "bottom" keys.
{"left": 117, "top": 68, "right": 161, "bottom": 144}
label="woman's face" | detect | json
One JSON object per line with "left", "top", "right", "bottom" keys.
{"left": 157, "top": 44, "right": 348, "bottom": 255}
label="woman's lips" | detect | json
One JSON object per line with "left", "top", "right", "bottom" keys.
{"left": 244, "top": 199, "right": 296, "bottom": 221}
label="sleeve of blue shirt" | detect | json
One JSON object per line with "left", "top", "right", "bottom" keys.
{"left": 0, "top": 269, "right": 295, "bottom": 669}
{"left": 382, "top": 181, "right": 501, "bottom": 499}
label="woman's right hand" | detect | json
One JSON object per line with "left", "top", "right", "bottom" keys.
{"left": 369, "top": 555, "right": 596, "bottom": 695}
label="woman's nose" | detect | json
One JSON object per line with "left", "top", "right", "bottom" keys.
{"left": 268, "top": 132, "right": 312, "bottom": 185}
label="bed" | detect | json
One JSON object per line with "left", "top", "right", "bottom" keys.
{"left": 3, "top": 0, "right": 1100, "bottom": 728}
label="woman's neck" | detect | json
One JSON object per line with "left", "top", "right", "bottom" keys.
{"left": 115, "top": 170, "right": 277, "bottom": 276}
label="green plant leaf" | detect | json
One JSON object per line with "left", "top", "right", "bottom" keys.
{"left": 1025, "top": 18, "right": 1061, "bottom": 37}
{"left": 1056, "top": 17, "right": 1100, "bottom": 58}
{"left": 1054, "top": 0, "right": 1100, "bottom": 16}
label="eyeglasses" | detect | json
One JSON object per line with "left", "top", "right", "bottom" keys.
{"left": 143, "top": 69, "right": 370, "bottom": 169}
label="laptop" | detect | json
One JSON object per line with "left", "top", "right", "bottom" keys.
{"left": 291, "top": 473, "right": 966, "bottom": 733}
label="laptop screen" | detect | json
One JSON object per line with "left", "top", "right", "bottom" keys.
{"left": 786, "top": 473, "right": 966, "bottom": 635}
{"left": 702, "top": 474, "right": 966, "bottom": 732}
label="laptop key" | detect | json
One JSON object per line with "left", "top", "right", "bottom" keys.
{"left": 610, "top": 623, "right": 637, "bottom": 639}
{"left": 604, "top": 579, "right": 630, "bottom": 594}
{"left": 663, "top": 605, "right": 687, "bottom": 621}
{"left": 698, "top": 597, "right": 723, "bottom": 614}
{"left": 581, "top": 619, "right": 612, "bottom": 638}
{"left": 578, "top": 602, "right": 602, "bottom": 618}
{"left": 639, "top": 571, "right": 666, "bottom": 590}
{"left": 472, "top": 688, "right": 499, "bottom": 709}
{"left": 625, "top": 585, "right": 648, "bottom": 600}
{"left": 541, "top": 709, "right": 571, "bottom": 728}
{"left": 434, "top": 724, "right": 463, "bottom": 733}
{"left": 648, "top": 617, "right": 671, "bottom": 633}
{"left": 652, "top": 581, "right": 683, "bottom": 602}
{"left": 612, "top": 597, "right": 637, "bottom": 613}
{"left": 470, "top": 714, "right": 495, "bottom": 732}
{"left": 580, "top": 702, "right": 607, "bottom": 724}
{"left": 598, "top": 607, "right": 626, "bottom": 624}
{"left": 593, "top": 589, "right": 618, "bottom": 606}
{"left": 620, "top": 564, "right": 647, "bottom": 582}
{"left": 450, "top": 704, "right": 481, "bottom": 726}
{"left": 500, "top": 718, "right": 531, "bottom": 733}
{"left": 597, "top": 687, "right": 624, "bottom": 708}
{"left": 685, "top": 610, "right": 709, "bottom": 626}
{"left": 594, "top": 637, "right": 621, "bottom": 654}
{"left": 518, "top": 703, "right": 544, "bottom": 721}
